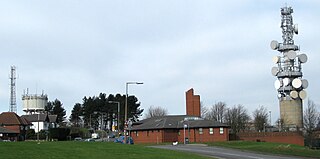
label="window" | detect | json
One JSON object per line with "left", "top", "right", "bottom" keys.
{"left": 219, "top": 127, "right": 224, "bottom": 134}
{"left": 199, "top": 128, "right": 203, "bottom": 135}
{"left": 135, "top": 131, "right": 139, "bottom": 137}
{"left": 209, "top": 128, "right": 214, "bottom": 135}
{"left": 147, "top": 131, "right": 149, "bottom": 137}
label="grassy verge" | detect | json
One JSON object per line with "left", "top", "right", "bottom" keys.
{"left": 0, "top": 141, "right": 212, "bottom": 159}
{"left": 207, "top": 141, "right": 320, "bottom": 158}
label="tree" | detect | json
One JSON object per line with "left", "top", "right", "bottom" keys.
{"left": 204, "top": 102, "right": 227, "bottom": 123}
{"left": 252, "top": 106, "right": 269, "bottom": 132}
{"left": 70, "top": 103, "right": 83, "bottom": 127}
{"left": 81, "top": 93, "right": 144, "bottom": 131}
{"left": 201, "top": 102, "right": 209, "bottom": 119}
{"left": 45, "top": 102, "right": 54, "bottom": 115}
{"left": 52, "top": 99, "right": 66, "bottom": 124}
{"left": 145, "top": 106, "right": 168, "bottom": 118}
{"left": 304, "top": 99, "right": 319, "bottom": 147}
{"left": 225, "top": 104, "right": 250, "bottom": 134}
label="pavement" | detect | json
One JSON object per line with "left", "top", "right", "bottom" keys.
{"left": 150, "top": 144, "right": 314, "bottom": 159}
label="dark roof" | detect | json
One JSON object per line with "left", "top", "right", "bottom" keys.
{"left": 20, "top": 116, "right": 33, "bottom": 126}
{"left": 48, "top": 115, "right": 57, "bottom": 123}
{"left": 0, "top": 112, "right": 27, "bottom": 126}
{"left": 21, "top": 114, "right": 49, "bottom": 122}
{"left": 131, "top": 115, "right": 229, "bottom": 131}
{"left": 0, "top": 126, "right": 18, "bottom": 134}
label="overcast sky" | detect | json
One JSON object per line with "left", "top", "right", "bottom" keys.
{"left": 0, "top": 0, "right": 319, "bottom": 122}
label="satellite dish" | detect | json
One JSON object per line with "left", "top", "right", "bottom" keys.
{"left": 272, "top": 56, "right": 280, "bottom": 64}
{"left": 274, "top": 80, "right": 281, "bottom": 89}
{"left": 301, "top": 79, "right": 309, "bottom": 89}
{"left": 290, "top": 91, "right": 299, "bottom": 99}
{"left": 270, "top": 40, "right": 279, "bottom": 50}
{"left": 287, "top": 50, "right": 297, "bottom": 60}
{"left": 271, "top": 67, "right": 279, "bottom": 76}
{"left": 277, "top": 93, "right": 283, "bottom": 98}
{"left": 299, "top": 90, "right": 307, "bottom": 99}
{"left": 293, "top": 24, "right": 298, "bottom": 34}
{"left": 283, "top": 78, "right": 290, "bottom": 86}
{"left": 298, "top": 54, "right": 308, "bottom": 63}
{"left": 292, "top": 78, "right": 302, "bottom": 88}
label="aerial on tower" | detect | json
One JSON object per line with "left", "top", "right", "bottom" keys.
{"left": 270, "top": 6, "right": 308, "bottom": 129}
{"left": 9, "top": 66, "right": 17, "bottom": 113}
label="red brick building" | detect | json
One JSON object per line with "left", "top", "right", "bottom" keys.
{"left": 130, "top": 115, "right": 229, "bottom": 144}
{"left": 130, "top": 88, "right": 229, "bottom": 144}
{"left": 0, "top": 112, "right": 31, "bottom": 141}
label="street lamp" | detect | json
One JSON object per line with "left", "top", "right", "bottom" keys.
{"left": 183, "top": 124, "right": 187, "bottom": 144}
{"left": 37, "top": 113, "right": 40, "bottom": 144}
{"left": 125, "top": 82, "right": 143, "bottom": 136}
{"left": 108, "top": 101, "right": 120, "bottom": 132}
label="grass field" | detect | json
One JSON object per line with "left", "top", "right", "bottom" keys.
{"left": 208, "top": 141, "right": 320, "bottom": 158}
{"left": 0, "top": 141, "right": 212, "bottom": 159}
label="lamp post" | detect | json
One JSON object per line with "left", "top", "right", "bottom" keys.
{"left": 183, "top": 124, "right": 187, "bottom": 144}
{"left": 125, "top": 82, "right": 143, "bottom": 131}
{"left": 108, "top": 101, "right": 120, "bottom": 132}
{"left": 37, "top": 113, "right": 40, "bottom": 144}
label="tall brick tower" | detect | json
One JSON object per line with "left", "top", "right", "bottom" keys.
{"left": 186, "top": 88, "right": 200, "bottom": 117}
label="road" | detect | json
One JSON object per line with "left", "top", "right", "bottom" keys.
{"left": 150, "top": 144, "right": 312, "bottom": 159}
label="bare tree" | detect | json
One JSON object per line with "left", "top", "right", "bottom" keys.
{"left": 304, "top": 99, "right": 319, "bottom": 147}
{"left": 200, "top": 102, "right": 209, "bottom": 119}
{"left": 225, "top": 104, "right": 250, "bottom": 134}
{"left": 252, "top": 106, "right": 269, "bottom": 132}
{"left": 204, "top": 102, "right": 227, "bottom": 123}
{"left": 145, "top": 106, "right": 168, "bottom": 119}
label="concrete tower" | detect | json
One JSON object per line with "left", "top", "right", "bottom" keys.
{"left": 270, "top": 6, "right": 308, "bottom": 129}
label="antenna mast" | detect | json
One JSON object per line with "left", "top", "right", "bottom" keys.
{"left": 270, "top": 6, "right": 308, "bottom": 129}
{"left": 9, "top": 66, "right": 17, "bottom": 113}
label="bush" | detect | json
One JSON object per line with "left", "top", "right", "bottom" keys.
{"left": 49, "top": 128, "right": 71, "bottom": 141}
{"left": 26, "top": 129, "right": 36, "bottom": 140}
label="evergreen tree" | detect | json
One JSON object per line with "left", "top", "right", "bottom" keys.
{"left": 70, "top": 103, "right": 83, "bottom": 127}
{"left": 52, "top": 99, "right": 66, "bottom": 124}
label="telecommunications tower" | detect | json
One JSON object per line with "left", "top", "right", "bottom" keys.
{"left": 270, "top": 6, "right": 308, "bottom": 129}
{"left": 9, "top": 66, "right": 17, "bottom": 113}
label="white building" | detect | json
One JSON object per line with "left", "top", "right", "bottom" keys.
{"left": 21, "top": 114, "right": 57, "bottom": 133}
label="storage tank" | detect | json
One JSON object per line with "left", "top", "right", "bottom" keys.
{"left": 22, "top": 93, "right": 48, "bottom": 113}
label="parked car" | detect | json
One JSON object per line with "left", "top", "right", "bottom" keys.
{"left": 108, "top": 133, "right": 116, "bottom": 138}
{"left": 114, "top": 136, "right": 134, "bottom": 144}
{"left": 114, "top": 136, "right": 124, "bottom": 143}
{"left": 85, "top": 138, "right": 95, "bottom": 142}
{"left": 74, "top": 137, "right": 82, "bottom": 141}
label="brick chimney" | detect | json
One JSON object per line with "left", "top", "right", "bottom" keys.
{"left": 186, "top": 88, "right": 200, "bottom": 117}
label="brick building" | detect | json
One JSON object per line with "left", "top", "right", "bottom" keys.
{"left": 130, "top": 88, "right": 229, "bottom": 144}
{"left": 0, "top": 112, "right": 31, "bottom": 141}
{"left": 130, "top": 115, "right": 229, "bottom": 144}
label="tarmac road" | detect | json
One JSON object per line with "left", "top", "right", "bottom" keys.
{"left": 150, "top": 144, "right": 312, "bottom": 159}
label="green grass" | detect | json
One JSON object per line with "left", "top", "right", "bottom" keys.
{"left": 207, "top": 141, "right": 320, "bottom": 158}
{"left": 0, "top": 141, "right": 211, "bottom": 159}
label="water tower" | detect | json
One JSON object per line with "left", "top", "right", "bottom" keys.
{"left": 22, "top": 89, "right": 48, "bottom": 114}
{"left": 270, "top": 6, "right": 308, "bottom": 129}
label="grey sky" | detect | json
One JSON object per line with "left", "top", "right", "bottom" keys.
{"left": 0, "top": 0, "right": 319, "bottom": 122}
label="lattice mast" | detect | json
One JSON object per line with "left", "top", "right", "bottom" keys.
{"left": 9, "top": 66, "right": 17, "bottom": 113}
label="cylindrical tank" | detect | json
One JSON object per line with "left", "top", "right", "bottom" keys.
{"left": 22, "top": 94, "right": 48, "bottom": 112}
{"left": 279, "top": 99, "right": 303, "bottom": 129}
